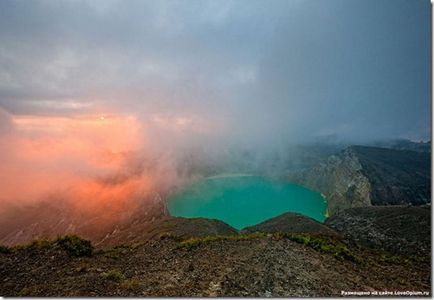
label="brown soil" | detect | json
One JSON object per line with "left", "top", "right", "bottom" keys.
{"left": 0, "top": 234, "right": 430, "bottom": 297}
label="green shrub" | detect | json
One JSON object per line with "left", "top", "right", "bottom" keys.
{"left": 102, "top": 270, "right": 126, "bottom": 282}
{"left": 0, "top": 245, "right": 11, "bottom": 254}
{"left": 56, "top": 235, "right": 93, "bottom": 257}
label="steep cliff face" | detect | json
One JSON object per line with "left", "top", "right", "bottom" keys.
{"left": 289, "top": 147, "right": 372, "bottom": 215}
{"left": 289, "top": 146, "right": 431, "bottom": 215}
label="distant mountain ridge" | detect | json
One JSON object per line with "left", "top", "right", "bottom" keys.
{"left": 370, "top": 139, "right": 431, "bottom": 153}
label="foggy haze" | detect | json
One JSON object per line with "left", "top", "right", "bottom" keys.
{"left": 0, "top": 0, "right": 430, "bottom": 242}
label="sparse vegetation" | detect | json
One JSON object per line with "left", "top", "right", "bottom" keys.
{"left": 177, "top": 232, "right": 357, "bottom": 262}
{"left": 178, "top": 232, "right": 269, "bottom": 250}
{"left": 285, "top": 234, "right": 357, "bottom": 262}
{"left": 0, "top": 223, "right": 430, "bottom": 297}
{"left": 120, "top": 279, "right": 144, "bottom": 292}
{"left": 102, "top": 270, "right": 126, "bottom": 282}
{"left": 12, "top": 235, "right": 94, "bottom": 257}
{"left": 56, "top": 235, "right": 93, "bottom": 257}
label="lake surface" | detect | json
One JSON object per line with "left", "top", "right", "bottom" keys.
{"left": 168, "top": 175, "right": 327, "bottom": 230}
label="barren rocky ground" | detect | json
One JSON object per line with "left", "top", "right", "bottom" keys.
{"left": 0, "top": 208, "right": 431, "bottom": 297}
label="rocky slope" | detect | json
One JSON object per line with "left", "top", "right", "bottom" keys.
{"left": 0, "top": 235, "right": 430, "bottom": 297}
{"left": 0, "top": 209, "right": 431, "bottom": 297}
{"left": 289, "top": 146, "right": 431, "bottom": 215}
{"left": 241, "top": 212, "right": 339, "bottom": 237}
{"left": 0, "top": 193, "right": 168, "bottom": 247}
{"left": 326, "top": 206, "right": 431, "bottom": 256}
{"left": 96, "top": 217, "right": 239, "bottom": 248}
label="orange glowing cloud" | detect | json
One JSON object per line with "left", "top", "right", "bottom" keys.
{"left": 0, "top": 106, "right": 221, "bottom": 244}
{"left": 0, "top": 111, "right": 160, "bottom": 216}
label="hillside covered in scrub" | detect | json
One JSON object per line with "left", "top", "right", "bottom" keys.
{"left": 0, "top": 207, "right": 430, "bottom": 297}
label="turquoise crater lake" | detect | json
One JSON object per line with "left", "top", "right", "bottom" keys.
{"left": 168, "top": 175, "right": 328, "bottom": 230}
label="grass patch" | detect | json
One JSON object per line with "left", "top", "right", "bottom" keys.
{"left": 120, "top": 279, "right": 144, "bottom": 291}
{"left": 375, "top": 252, "right": 429, "bottom": 265}
{"left": 177, "top": 232, "right": 269, "bottom": 250}
{"left": 284, "top": 234, "right": 357, "bottom": 262}
{"left": 102, "top": 269, "right": 126, "bottom": 282}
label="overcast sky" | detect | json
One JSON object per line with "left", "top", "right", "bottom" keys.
{"left": 0, "top": 0, "right": 431, "bottom": 145}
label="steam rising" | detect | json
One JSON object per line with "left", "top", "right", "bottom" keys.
{"left": 0, "top": 0, "right": 430, "bottom": 244}
{"left": 0, "top": 108, "right": 227, "bottom": 242}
